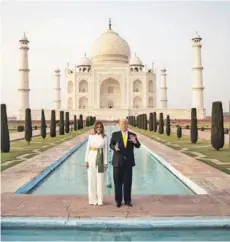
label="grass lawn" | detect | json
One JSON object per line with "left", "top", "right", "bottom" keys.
{"left": 1, "top": 127, "right": 92, "bottom": 171}
{"left": 131, "top": 126, "right": 230, "bottom": 175}
{"left": 172, "top": 121, "right": 229, "bottom": 128}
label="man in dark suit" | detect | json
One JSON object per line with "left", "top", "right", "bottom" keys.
{"left": 109, "top": 119, "right": 141, "bottom": 208}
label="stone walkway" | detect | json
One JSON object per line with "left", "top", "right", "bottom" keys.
{"left": 171, "top": 128, "right": 229, "bottom": 144}
{"left": 1, "top": 193, "right": 230, "bottom": 218}
{"left": 1, "top": 127, "right": 230, "bottom": 218}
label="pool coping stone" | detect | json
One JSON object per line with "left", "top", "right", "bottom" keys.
{"left": 2, "top": 216, "right": 230, "bottom": 229}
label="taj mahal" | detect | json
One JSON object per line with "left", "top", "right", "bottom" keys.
{"left": 17, "top": 20, "right": 205, "bottom": 121}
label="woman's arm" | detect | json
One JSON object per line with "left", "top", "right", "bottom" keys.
{"left": 84, "top": 135, "right": 91, "bottom": 162}
{"left": 103, "top": 136, "right": 108, "bottom": 165}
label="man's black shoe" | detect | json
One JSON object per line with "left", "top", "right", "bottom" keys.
{"left": 116, "top": 203, "right": 121, "bottom": 208}
{"left": 125, "top": 202, "right": 133, "bottom": 207}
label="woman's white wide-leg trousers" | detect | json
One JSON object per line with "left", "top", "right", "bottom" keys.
{"left": 88, "top": 157, "right": 105, "bottom": 205}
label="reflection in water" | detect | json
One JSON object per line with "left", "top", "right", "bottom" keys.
{"left": 31, "top": 126, "right": 193, "bottom": 195}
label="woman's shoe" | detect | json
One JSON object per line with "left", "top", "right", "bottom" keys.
{"left": 89, "top": 202, "right": 98, "bottom": 206}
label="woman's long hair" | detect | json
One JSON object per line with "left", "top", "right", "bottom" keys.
{"left": 93, "top": 121, "right": 106, "bottom": 137}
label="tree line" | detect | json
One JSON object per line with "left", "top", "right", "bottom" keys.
{"left": 1, "top": 105, "right": 96, "bottom": 153}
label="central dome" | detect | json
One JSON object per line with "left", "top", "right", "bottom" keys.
{"left": 91, "top": 25, "right": 131, "bottom": 64}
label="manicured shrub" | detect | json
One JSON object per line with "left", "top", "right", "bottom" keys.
{"left": 79, "top": 114, "right": 83, "bottom": 129}
{"left": 25, "top": 108, "right": 32, "bottom": 144}
{"left": 153, "top": 112, "right": 157, "bottom": 132}
{"left": 143, "top": 114, "right": 147, "bottom": 130}
{"left": 89, "top": 116, "right": 93, "bottom": 126}
{"left": 17, "top": 125, "right": 24, "bottom": 132}
{"left": 166, "top": 115, "right": 171, "bottom": 136}
{"left": 65, "top": 112, "right": 70, "bottom": 133}
{"left": 74, "top": 115, "right": 77, "bottom": 131}
{"left": 86, "top": 116, "right": 90, "bottom": 127}
{"left": 1, "top": 104, "right": 10, "bottom": 152}
{"left": 158, "top": 113, "right": 164, "bottom": 134}
{"left": 59, "top": 111, "right": 64, "bottom": 135}
{"left": 149, "top": 113, "right": 153, "bottom": 131}
{"left": 133, "top": 116, "right": 136, "bottom": 127}
{"left": 211, "top": 101, "right": 224, "bottom": 150}
{"left": 177, "top": 125, "right": 182, "bottom": 139}
{"left": 41, "top": 109, "right": 46, "bottom": 139}
{"left": 190, "top": 108, "right": 198, "bottom": 144}
{"left": 50, "top": 110, "right": 56, "bottom": 137}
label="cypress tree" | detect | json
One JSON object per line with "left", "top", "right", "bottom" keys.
{"left": 139, "top": 115, "right": 142, "bottom": 129}
{"left": 211, "top": 101, "right": 225, "bottom": 150}
{"left": 89, "top": 116, "right": 93, "bottom": 126}
{"left": 86, "top": 116, "right": 90, "bottom": 126}
{"left": 190, "top": 108, "right": 198, "bottom": 144}
{"left": 149, "top": 113, "right": 153, "bottom": 131}
{"left": 166, "top": 115, "right": 171, "bottom": 136}
{"left": 59, "top": 111, "right": 64, "bottom": 135}
{"left": 80, "top": 114, "right": 83, "bottom": 129}
{"left": 158, "top": 113, "right": 164, "bottom": 134}
{"left": 65, "top": 112, "right": 70, "bottom": 133}
{"left": 25, "top": 108, "right": 32, "bottom": 144}
{"left": 41, "top": 109, "right": 46, "bottom": 139}
{"left": 141, "top": 114, "right": 144, "bottom": 129}
{"left": 144, "top": 114, "right": 148, "bottom": 130}
{"left": 153, "top": 112, "right": 157, "bottom": 132}
{"left": 133, "top": 116, "right": 136, "bottom": 127}
{"left": 50, "top": 110, "right": 56, "bottom": 137}
{"left": 177, "top": 125, "right": 182, "bottom": 139}
{"left": 1, "top": 104, "right": 10, "bottom": 152}
{"left": 74, "top": 115, "right": 77, "bottom": 131}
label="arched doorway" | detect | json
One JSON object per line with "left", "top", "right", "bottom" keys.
{"left": 100, "top": 78, "right": 121, "bottom": 108}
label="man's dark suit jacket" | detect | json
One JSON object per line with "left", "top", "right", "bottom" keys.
{"left": 109, "top": 130, "right": 141, "bottom": 167}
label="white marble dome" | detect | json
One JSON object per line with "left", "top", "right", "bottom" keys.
{"left": 77, "top": 55, "right": 91, "bottom": 67}
{"left": 91, "top": 28, "right": 131, "bottom": 64}
{"left": 130, "top": 54, "right": 143, "bottom": 66}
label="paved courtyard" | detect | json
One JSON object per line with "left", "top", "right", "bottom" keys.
{"left": 1, "top": 128, "right": 230, "bottom": 218}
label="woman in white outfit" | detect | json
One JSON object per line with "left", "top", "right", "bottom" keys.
{"left": 85, "top": 121, "right": 108, "bottom": 206}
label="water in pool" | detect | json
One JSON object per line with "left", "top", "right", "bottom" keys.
{"left": 30, "top": 126, "right": 193, "bottom": 195}
{"left": 2, "top": 227, "right": 230, "bottom": 241}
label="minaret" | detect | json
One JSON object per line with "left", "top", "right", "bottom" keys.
{"left": 160, "top": 68, "right": 168, "bottom": 108}
{"left": 54, "top": 67, "right": 61, "bottom": 110}
{"left": 18, "top": 33, "right": 30, "bottom": 110}
{"left": 192, "top": 31, "right": 204, "bottom": 109}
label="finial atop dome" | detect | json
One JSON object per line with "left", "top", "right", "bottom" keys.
{"left": 55, "top": 65, "right": 60, "bottom": 73}
{"left": 19, "top": 32, "right": 29, "bottom": 43}
{"left": 109, "top": 18, "right": 112, "bottom": 30}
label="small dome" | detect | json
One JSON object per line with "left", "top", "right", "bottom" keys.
{"left": 130, "top": 54, "right": 143, "bottom": 66}
{"left": 77, "top": 55, "right": 91, "bottom": 67}
{"left": 91, "top": 23, "right": 131, "bottom": 64}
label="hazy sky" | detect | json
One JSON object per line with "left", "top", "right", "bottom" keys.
{"left": 1, "top": 1, "right": 230, "bottom": 116}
